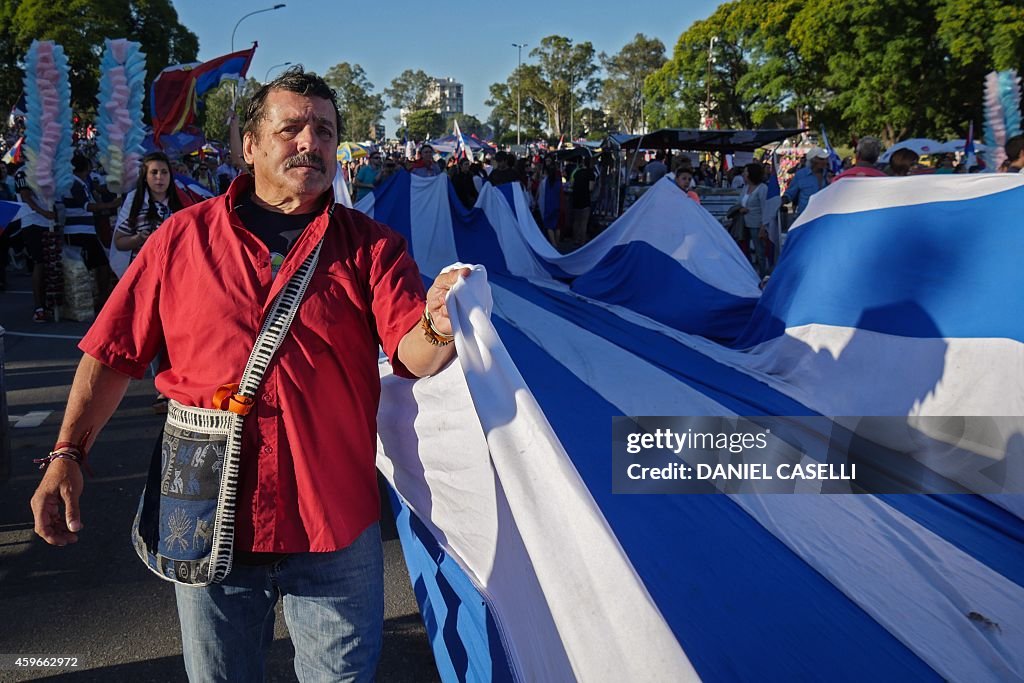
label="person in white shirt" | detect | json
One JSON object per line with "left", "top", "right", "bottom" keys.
{"left": 112, "top": 152, "right": 186, "bottom": 275}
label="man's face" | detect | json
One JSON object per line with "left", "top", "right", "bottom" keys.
{"left": 810, "top": 156, "right": 828, "bottom": 174}
{"left": 243, "top": 89, "right": 337, "bottom": 202}
{"left": 370, "top": 154, "right": 382, "bottom": 169}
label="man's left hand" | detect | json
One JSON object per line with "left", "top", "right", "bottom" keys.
{"left": 425, "top": 268, "right": 472, "bottom": 336}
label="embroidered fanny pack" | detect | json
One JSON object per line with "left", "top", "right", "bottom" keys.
{"left": 131, "top": 238, "right": 323, "bottom": 586}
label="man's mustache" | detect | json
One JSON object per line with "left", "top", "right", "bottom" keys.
{"left": 285, "top": 152, "right": 326, "bottom": 173}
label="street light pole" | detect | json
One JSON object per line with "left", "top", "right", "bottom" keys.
{"left": 265, "top": 61, "right": 292, "bottom": 82}
{"left": 705, "top": 36, "right": 718, "bottom": 130}
{"left": 231, "top": 4, "right": 286, "bottom": 53}
{"left": 512, "top": 42, "right": 526, "bottom": 146}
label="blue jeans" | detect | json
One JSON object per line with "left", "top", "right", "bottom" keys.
{"left": 175, "top": 523, "right": 384, "bottom": 682}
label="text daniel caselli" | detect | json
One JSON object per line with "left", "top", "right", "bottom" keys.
{"left": 624, "top": 428, "right": 857, "bottom": 482}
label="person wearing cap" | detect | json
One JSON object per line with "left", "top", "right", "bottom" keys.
{"left": 782, "top": 146, "right": 832, "bottom": 215}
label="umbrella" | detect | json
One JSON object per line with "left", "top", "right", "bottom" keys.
{"left": 935, "top": 139, "right": 989, "bottom": 155}
{"left": 879, "top": 138, "right": 942, "bottom": 163}
{"left": 337, "top": 142, "right": 369, "bottom": 162}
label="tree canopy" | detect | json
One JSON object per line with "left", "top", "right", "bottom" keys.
{"left": 384, "top": 69, "right": 433, "bottom": 125}
{"left": 324, "top": 62, "right": 385, "bottom": 142}
{"left": 402, "top": 109, "right": 444, "bottom": 141}
{"left": 599, "top": 34, "right": 666, "bottom": 134}
{"left": 644, "top": 0, "right": 1024, "bottom": 145}
{"left": 1, "top": 0, "right": 198, "bottom": 119}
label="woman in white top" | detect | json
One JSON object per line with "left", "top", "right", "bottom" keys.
{"left": 111, "top": 152, "right": 186, "bottom": 277}
{"left": 733, "top": 162, "right": 769, "bottom": 276}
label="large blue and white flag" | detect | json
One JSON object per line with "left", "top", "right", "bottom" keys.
{"left": 359, "top": 171, "right": 1024, "bottom": 682}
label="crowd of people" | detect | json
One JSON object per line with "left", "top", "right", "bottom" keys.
{"left": 338, "top": 145, "right": 602, "bottom": 248}
{"left": 5, "top": 117, "right": 1024, "bottom": 325}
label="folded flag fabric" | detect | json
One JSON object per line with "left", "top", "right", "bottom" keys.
{"left": 362, "top": 171, "right": 1024, "bottom": 682}
{"left": 0, "top": 199, "right": 30, "bottom": 234}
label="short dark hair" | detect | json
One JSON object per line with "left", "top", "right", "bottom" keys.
{"left": 888, "top": 148, "right": 919, "bottom": 176}
{"left": 671, "top": 157, "right": 692, "bottom": 173}
{"left": 243, "top": 66, "right": 342, "bottom": 142}
{"left": 72, "top": 154, "right": 91, "bottom": 174}
{"left": 1006, "top": 134, "right": 1024, "bottom": 165}
{"left": 745, "top": 162, "right": 765, "bottom": 184}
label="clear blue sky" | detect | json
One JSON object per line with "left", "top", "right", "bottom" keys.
{"left": 173, "top": 0, "right": 725, "bottom": 137}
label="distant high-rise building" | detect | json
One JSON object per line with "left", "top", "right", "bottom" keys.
{"left": 426, "top": 77, "right": 464, "bottom": 115}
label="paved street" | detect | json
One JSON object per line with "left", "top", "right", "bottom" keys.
{"left": 0, "top": 270, "right": 440, "bottom": 682}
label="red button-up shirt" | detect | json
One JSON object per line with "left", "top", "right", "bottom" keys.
{"left": 80, "top": 175, "right": 426, "bottom": 552}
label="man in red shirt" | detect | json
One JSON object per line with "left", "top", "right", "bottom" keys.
{"left": 30, "top": 67, "right": 468, "bottom": 681}
{"left": 832, "top": 136, "right": 887, "bottom": 181}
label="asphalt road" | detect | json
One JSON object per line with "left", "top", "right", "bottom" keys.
{"left": 0, "top": 269, "right": 440, "bottom": 682}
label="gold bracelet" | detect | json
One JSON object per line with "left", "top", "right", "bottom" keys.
{"left": 421, "top": 308, "right": 454, "bottom": 346}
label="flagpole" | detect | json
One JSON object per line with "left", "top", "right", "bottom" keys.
{"left": 512, "top": 43, "right": 526, "bottom": 147}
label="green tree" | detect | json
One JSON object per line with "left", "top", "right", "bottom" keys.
{"left": 936, "top": 0, "right": 1024, "bottom": 72}
{"left": 577, "top": 106, "right": 613, "bottom": 139}
{"left": 404, "top": 108, "right": 443, "bottom": 140}
{"left": 485, "top": 73, "right": 546, "bottom": 141}
{"left": 384, "top": 68, "right": 432, "bottom": 124}
{"left": 4, "top": 0, "right": 197, "bottom": 120}
{"left": 789, "top": 0, "right": 977, "bottom": 144}
{"left": 529, "top": 35, "right": 599, "bottom": 137}
{"left": 644, "top": 0, "right": 1022, "bottom": 144}
{"left": 599, "top": 33, "right": 666, "bottom": 133}
{"left": 324, "top": 61, "right": 384, "bottom": 141}
{"left": 643, "top": 2, "right": 764, "bottom": 130}
{"left": 442, "top": 112, "right": 490, "bottom": 139}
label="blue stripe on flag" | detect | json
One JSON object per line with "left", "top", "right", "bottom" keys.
{"left": 570, "top": 241, "right": 759, "bottom": 342}
{"left": 734, "top": 185, "right": 1024, "bottom": 346}
{"left": 493, "top": 274, "right": 812, "bottom": 416}
{"left": 496, "top": 184, "right": 517, "bottom": 218}
{"left": 0, "top": 200, "right": 21, "bottom": 231}
{"left": 486, "top": 305, "right": 939, "bottom": 682}
{"left": 368, "top": 170, "right": 413, "bottom": 248}
{"left": 448, "top": 182, "right": 511, "bottom": 276}
{"left": 389, "top": 487, "right": 515, "bottom": 683}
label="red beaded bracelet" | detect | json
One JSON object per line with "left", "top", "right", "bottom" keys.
{"left": 34, "top": 435, "right": 93, "bottom": 476}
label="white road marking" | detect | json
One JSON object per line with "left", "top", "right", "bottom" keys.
{"left": 10, "top": 410, "right": 52, "bottom": 428}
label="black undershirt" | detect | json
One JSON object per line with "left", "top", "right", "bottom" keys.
{"left": 236, "top": 197, "right": 319, "bottom": 278}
